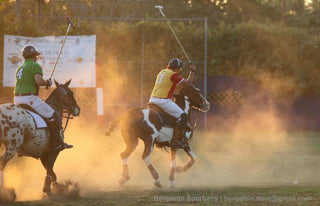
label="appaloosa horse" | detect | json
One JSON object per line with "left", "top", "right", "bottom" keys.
{"left": 0, "top": 80, "right": 80, "bottom": 199}
{"left": 105, "top": 85, "right": 210, "bottom": 188}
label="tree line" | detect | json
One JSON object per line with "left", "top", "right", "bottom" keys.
{"left": 0, "top": 0, "right": 319, "bottom": 100}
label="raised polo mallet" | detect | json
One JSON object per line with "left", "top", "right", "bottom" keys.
{"left": 47, "top": 16, "right": 75, "bottom": 86}
{"left": 155, "top": 5, "right": 191, "bottom": 64}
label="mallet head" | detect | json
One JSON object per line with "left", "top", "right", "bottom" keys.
{"left": 154, "top": 5, "right": 164, "bottom": 10}
{"left": 66, "top": 16, "right": 75, "bottom": 29}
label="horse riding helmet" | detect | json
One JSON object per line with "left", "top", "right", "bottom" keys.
{"left": 22, "top": 45, "right": 41, "bottom": 59}
{"left": 168, "top": 58, "right": 183, "bottom": 69}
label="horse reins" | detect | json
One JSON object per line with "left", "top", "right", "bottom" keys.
{"left": 51, "top": 103, "right": 74, "bottom": 133}
{"left": 62, "top": 112, "right": 73, "bottom": 133}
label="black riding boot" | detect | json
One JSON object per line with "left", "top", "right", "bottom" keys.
{"left": 47, "top": 112, "right": 73, "bottom": 152}
{"left": 170, "top": 113, "right": 188, "bottom": 148}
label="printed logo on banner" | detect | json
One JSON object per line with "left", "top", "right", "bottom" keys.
{"left": 3, "top": 35, "right": 96, "bottom": 88}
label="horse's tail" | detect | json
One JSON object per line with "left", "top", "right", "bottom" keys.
{"left": 104, "top": 107, "right": 143, "bottom": 137}
{"left": 104, "top": 114, "right": 124, "bottom": 136}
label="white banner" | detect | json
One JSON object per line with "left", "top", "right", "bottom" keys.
{"left": 3, "top": 34, "right": 96, "bottom": 87}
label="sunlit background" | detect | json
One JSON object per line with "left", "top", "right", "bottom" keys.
{"left": 0, "top": 0, "right": 320, "bottom": 202}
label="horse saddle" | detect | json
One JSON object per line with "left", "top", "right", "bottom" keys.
{"left": 18, "top": 104, "right": 47, "bottom": 128}
{"left": 147, "top": 103, "right": 177, "bottom": 128}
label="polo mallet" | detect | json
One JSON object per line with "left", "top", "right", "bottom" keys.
{"left": 47, "top": 17, "right": 75, "bottom": 86}
{"left": 155, "top": 5, "right": 191, "bottom": 64}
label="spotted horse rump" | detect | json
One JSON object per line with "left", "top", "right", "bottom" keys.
{"left": 0, "top": 103, "right": 49, "bottom": 158}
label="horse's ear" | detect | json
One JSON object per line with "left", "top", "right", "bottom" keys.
{"left": 54, "top": 79, "right": 59, "bottom": 87}
{"left": 64, "top": 79, "right": 72, "bottom": 87}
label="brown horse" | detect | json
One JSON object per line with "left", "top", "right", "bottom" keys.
{"left": 105, "top": 85, "right": 210, "bottom": 188}
{"left": 0, "top": 80, "right": 80, "bottom": 200}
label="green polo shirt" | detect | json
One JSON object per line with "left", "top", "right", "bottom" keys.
{"left": 15, "top": 59, "right": 43, "bottom": 95}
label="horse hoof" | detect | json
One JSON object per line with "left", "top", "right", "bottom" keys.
{"left": 0, "top": 187, "right": 16, "bottom": 202}
{"left": 118, "top": 178, "right": 126, "bottom": 186}
{"left": 51, "top": 182, "right": 61, "bottom": 196}
{"left": 43, "top": 176, "right": 52, "bottom": 195}
{"left": 175, "top": 166, "right": 183, "bottom": 173}
{"left": 43, "top": 185, "right": 51, "bottom": 195}
{"left": 154, "top": 179, "right": 162, "bottom": 188}
{"left": 119, "top": 176, "right": 130, "bottom": 186}
{"left": 50, "top": 180, "right": 80, "bottom": 200}
{"left": 168, "top": 181, "right": 175, "bottom": 188}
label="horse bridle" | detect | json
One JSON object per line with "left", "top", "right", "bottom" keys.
{"left": 174, "top": 94, "right": 203, "bottom": 111}
{"left": 51, "top": 86, "right": 77, "bottom": 132}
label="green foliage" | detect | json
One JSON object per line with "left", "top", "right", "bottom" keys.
{"left": 0, "top": 0, "right": 319, "bottom": 100}
{"left": 209, "top": 21, "right": 320, "bottom": 97}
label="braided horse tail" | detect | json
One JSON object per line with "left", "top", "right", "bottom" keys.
{"left": 104, "top": 107, "right": 144, "bottom": 137}
{"left": 104, "top": 114, "right": 124, "bottom": 136}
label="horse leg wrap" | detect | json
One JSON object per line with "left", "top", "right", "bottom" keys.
{"left": 119, "top": 165, "right": 130, "bottom": 186}
{"left": 169, "top": 167, "right": 175, "bottom": 181}
{"left": 147, "top": 164, "right": 159, "bottom": 180}
{"left": 122, "top": 164, "right": 130, "bottom": 180}
{"left": 43, "top": 175, "right": 52, "bottom": 194}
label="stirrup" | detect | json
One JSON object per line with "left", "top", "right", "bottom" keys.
{"left": 54, "top": 144, "right": 65, "bottom": 152}
{"left": 64, "top": 143, "right": 73, "bottom": 149}
{"left": 54, "top": 143, "right": 73, "bottom": 152}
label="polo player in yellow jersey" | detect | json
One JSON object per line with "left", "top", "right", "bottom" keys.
{"left": 149, "top": 58, "right": 196, "bottom": 148}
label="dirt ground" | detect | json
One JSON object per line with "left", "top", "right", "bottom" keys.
{"left": 1, "top": 118, "right": 320, "bottom": 205}
{"left": 3, "top": 185, "right": 320, "bottom": 206}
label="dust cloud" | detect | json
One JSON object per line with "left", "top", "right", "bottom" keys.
{"left": 177, "top": 73, "right": 314, "bottom": 189}
{"left": 1, "top": 64, "right": 316, "bottom": 202}
{"left": 3, "top": 119, "right": 182, "bottom": 201}
{"left": 1, "top": 58, "right": 157, "bottom": 201}
{"left": 183, "top": 112, "right": 291, "bottom": 188}
{"left": 3, "top": 97, "right": 310, "bottom": 201}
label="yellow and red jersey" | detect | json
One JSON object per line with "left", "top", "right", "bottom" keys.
{"left": 151, "top": 68, "right": 184, "bottom": 99}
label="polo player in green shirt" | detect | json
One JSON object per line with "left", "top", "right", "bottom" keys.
{"left": 14, "top": 45, "right": 72, "bottom": 152}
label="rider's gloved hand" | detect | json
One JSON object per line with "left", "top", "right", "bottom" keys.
{"left": 46, "top": 79, "right": 52, "bottom": 88}
{"left": 190, "top": 64, "right": 196, "bottom": 73}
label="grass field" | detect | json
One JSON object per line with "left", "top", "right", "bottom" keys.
{"left": 1, "top": 129, "right": 320, "bottom": 205}
{"left": 2, "top": 185, "right": 320, "bottom": 205}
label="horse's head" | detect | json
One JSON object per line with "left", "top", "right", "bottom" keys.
{"left": 48, "top": 79, "right": 81, "bottom": 116}
{"left": 177, "top": 85, "right": 210, "bottom": 112}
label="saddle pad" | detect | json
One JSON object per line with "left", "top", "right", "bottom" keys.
{"left": 157, "top": 127, "right": 174, "bottom": 142}
{"left": 25, "top": 110, "right": 47, "bottom": 128}
{"left": 147, "top": 104, "right": 177, "bottom": 128}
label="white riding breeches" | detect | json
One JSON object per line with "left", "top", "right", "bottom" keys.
{"left": 14, "top": 95, "right": 55, "bottom": 119}
{"left": 149, "top": 97, "right": 184, "bottom": 119}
